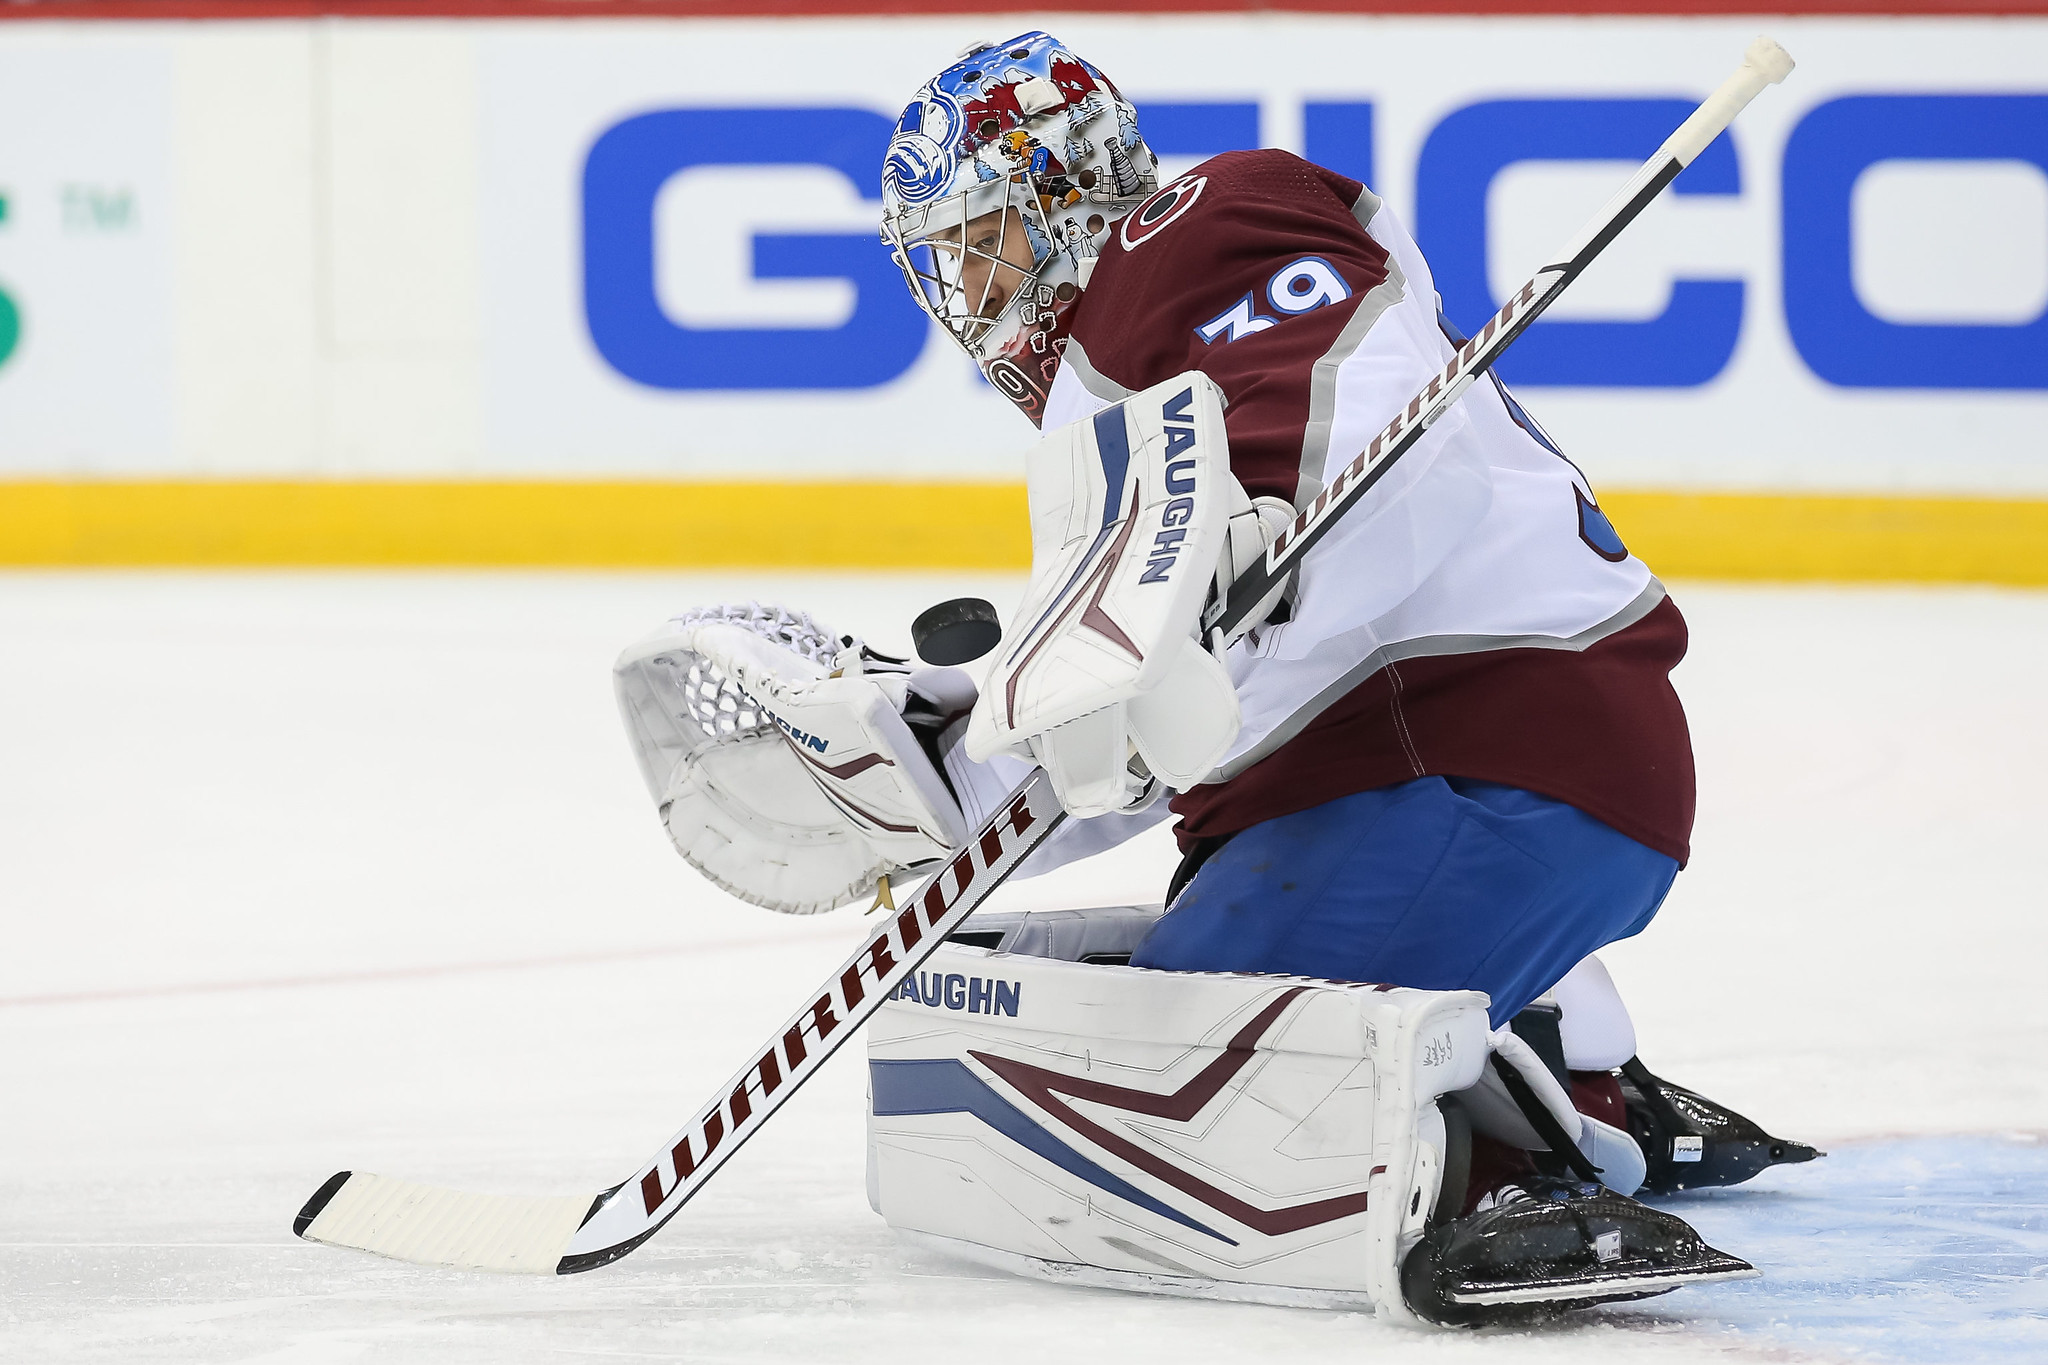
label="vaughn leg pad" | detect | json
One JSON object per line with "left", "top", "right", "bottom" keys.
{"left": 865, "top": 912, "right": 1491, "bottom": 1323}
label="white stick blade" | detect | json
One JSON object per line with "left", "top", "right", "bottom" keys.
{"left": 1745, "top": 36, "right": 1796, "bottom": 85}
{"left": 296, "top": 1171, "right": 590, "bottom": 1273}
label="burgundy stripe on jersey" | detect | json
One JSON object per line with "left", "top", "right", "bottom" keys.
{"left": 1170, "top": 598, "right": 1697, "bottom": 866}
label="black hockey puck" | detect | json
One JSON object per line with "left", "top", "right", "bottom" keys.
{"left": 911, "top": 597, "right": 1002, "bottom": 666}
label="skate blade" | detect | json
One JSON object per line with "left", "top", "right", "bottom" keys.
{"left": 1448, "top": 1256, "right": 1758, "bottom": 1306}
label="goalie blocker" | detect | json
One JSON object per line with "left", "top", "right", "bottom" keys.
{"left": 965, "top": 371, "right": 1292, "bottom": 818}
{"left": 868, "top": 907, "right": 1756, "bottom": 1326}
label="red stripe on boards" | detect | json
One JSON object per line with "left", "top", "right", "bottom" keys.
{"left": 2, "top": 0, "right": 2044, "bottom": 21}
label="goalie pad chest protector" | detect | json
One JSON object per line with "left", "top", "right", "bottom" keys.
{"left": 865, "top": 916, "right": 1491, "bottom": 1323}
{"left": 966, "top": 371, "right": 1246, "bottom": 815}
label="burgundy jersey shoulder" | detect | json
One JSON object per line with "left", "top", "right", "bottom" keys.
{"left": 1068, "top": 149, "right": 1396, "bottom": 504}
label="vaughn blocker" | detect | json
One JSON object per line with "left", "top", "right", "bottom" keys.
{"left": 611, "top": 31, "right": 1819, "bottom": 1327}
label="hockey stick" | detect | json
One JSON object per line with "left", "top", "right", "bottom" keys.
{"left": 1204, "top": 35, "right": 1794, "bottom": 645}
{"left": 293, "top": 37, "right": 1792, "bottom": 1275}
{"left": 295, "top": 768, "right": 1068, "bottom": 1272}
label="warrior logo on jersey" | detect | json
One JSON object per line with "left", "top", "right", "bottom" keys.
{"left": 1119, "top": 175, "right": 1207, "bottom": 251}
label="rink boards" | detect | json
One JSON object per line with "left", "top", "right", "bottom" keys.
{"left": 0, "top": 8, "right": 2044, "bottom": 577}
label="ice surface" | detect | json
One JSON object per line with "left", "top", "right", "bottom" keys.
{"left": 1650, "top": 1135, "right": 2048, "bottom": 1363}
{"left": 2, "top": 572, "right": 2044, "bottom": 1364}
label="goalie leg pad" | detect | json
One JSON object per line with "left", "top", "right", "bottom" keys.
{"left": 866, "top": 916, "right": 1492, "bottom": 1324}
{"left": 1458, "top": 1027, "right": 1648, "bottom": 1196}
{"left": 1534, "top": 957, "right": 1819, "bottom": 1195}
{"left": 868, "top": 906, "right": 1756, "bottom": 1325}
{"left": 1549, "top": 954, "right": 1639, "bottom": 1071}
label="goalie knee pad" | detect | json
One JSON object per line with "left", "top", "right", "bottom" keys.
{"left": 613, "top": 603, "right": 973, "bottom": 915}
{"left": 1548, "top": 954, "right": 1639, "bottom": 1071}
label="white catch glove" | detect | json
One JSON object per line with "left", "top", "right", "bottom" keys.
{"left": 614, "top": 604, "right": 975, "bottom": 915}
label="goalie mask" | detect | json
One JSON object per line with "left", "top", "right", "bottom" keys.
{"left": 881, "top": 31, "right": 1159, "bottom": 427}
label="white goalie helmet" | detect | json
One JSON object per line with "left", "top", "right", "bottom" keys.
{"left": 881, "top": 31, "right": 1158, "bottom": 428}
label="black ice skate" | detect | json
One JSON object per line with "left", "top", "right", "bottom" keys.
{"left": 1399, "top": 1175, "right": 1757, "bottom": 1327}
{"left": 1619, "top": 1058, "right": 1822, "bottom": 1195}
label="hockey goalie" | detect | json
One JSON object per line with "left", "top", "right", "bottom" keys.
{"left": 610, "top": 31, "right": 1816, "bottom": 1327}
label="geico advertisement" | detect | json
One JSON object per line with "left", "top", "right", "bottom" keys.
{"left": 479, "top": 17, "right": 2048, "bottom": 492}
{"left": 0, "top": 17, "right": 2043, "bottom": 492}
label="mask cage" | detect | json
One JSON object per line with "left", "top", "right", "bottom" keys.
{"left": 885, "top": 175, "right": 1060, "bottom": 360}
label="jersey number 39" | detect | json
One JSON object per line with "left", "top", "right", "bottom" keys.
{"left": 1195, "top": 256, "right": 1351, "bottom": 346}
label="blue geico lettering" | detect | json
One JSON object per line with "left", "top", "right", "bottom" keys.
{"left": 1782, "top": 94, "right": 2048, "bottom": 390}
{"left": 1419, "top": 98, "right": 1744, "bottom": 388}
{"left": 1140, "top": 388, "right": 1199, "bottom": 585}
{"left": 889, "top": 972, "right": 1023, "bottom": 1017}
{"left": 582, "top": 107, "right": 928, "bottom": 390}
{"left": 577, "top": 95, "right": 2042, "bottom": 396}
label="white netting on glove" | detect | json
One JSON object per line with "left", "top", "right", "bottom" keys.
{"left": 657, "top": 603, "right": 846, "bottom": 744}
{"left": 616, "top": 599, "right": 974, "bottom": 915}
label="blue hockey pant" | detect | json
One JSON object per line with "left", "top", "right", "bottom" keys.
{"left": 1128, "top": 776, "right": 1679, "bottom": 1027}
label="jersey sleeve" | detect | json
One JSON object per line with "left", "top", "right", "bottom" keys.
{"left": 1063, "top": 149, "right": 1493, "bottom": 635}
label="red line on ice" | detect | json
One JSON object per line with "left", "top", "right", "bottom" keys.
{"left": 0, "top": 928, "right": 848, "bottom": 1009}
